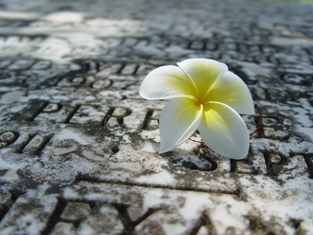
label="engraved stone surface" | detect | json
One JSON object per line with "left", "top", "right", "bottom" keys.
{"left": 0, "top": 0, "right": 313, "bottom": 234}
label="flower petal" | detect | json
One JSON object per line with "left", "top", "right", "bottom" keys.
{"left": 139, "top": 65, "right": 196, "bottom": 100}
{"left": 206, "top": 71, "right": 255, "bottom": 114}
{"left": 198, "top": 102, "right": 250, "bottom": 159}
{"left": 177, "top": 58, "right": 228, "bottom": 100}
{"left": 159, "top": 98, "right": 202, "bottom": 153}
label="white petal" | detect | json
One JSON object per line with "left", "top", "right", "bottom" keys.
{"left": 198, "top": 102, "right": 250, "bottom": 159}
{"left": 159, "top": 98, "right": 202, "bottom": 153}
{"left": 206, "top": 71, "right": 255, "bottom": 114}
{"left": 139, "top": 65, "right": 196, "bottom": 100}
{"left": 177, "top": 58, "right": 228, "bottom": 100}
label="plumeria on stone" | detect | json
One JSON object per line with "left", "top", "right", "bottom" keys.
{"left": 139, "top": 58, "right": 255, "bottom": 159}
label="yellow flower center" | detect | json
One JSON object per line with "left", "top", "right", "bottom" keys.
{"left": 194, "top": 97, "right": 207, "bottom": 107}
{"left": 194, "top": 90, "right": 210, "bottom": 107}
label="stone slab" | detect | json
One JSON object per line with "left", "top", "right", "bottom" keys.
{"left": 0, "top": 0, "right": 313, "bottom": 234}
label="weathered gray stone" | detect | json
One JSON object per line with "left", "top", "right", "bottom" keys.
{"left": 0, "top": 0, "right": 313, "bottom": 234}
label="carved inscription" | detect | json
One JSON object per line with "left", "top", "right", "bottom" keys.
{"left": 23, "top": 101, "right": 145, "bottom": 129}
{"left": 0, "top": 131, "right": 19, "bottom": 148}
{"left": 303, "top": 154, "right": 313, "bottom": 179}
{"left": 1, "top": 93, "right": 312, "bottom": 180}
{"left": 0, "top": 131, "right": 52, "bottom": 155}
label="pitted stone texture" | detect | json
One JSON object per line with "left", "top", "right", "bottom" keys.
{"left": 0, "top": 0, "right": 313, "bottom": 234}
{"left": 0, "top": 188, "right": 57, "bottom": 235}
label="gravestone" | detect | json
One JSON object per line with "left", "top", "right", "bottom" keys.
{"left": 0, "top": 0, "right": 313, "bottom": 234}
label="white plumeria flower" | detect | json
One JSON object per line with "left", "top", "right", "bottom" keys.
{"left": 139, "top": 58, "right": 255, "bottom": 159}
